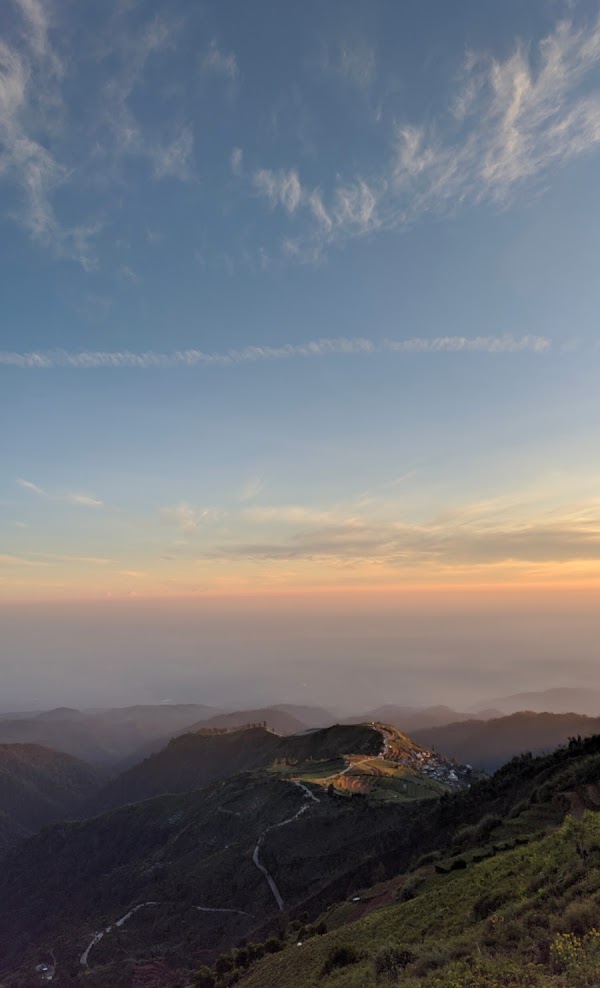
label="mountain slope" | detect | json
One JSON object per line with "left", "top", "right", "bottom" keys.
{"left": 413, "top": 710, "right": 600, "bottom": 771}
{"left": 97, "top": 724, "right": 384, "bottom": 809}
{"left": 0, "top": 772, "right": 419, "bottom": 983}
{"left": 240, "top": 811, "right": 600, "bottom": 988}
{"left": 1, "top": 733, "right": 600, "bottom": 986}
{"left": 0, "top": 743, "right": 103, "bottom": 838}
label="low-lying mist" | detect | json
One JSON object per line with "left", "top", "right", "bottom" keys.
{"left": 1, "top": 588, "right": 598, "bottom": 713}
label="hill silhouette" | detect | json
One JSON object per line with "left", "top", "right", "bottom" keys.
{"left": 186, "top": 708, "right": 307, "bottom": 736}
{"left": 0, "top": 743, "right": 103, "bottom": 849}
{"left": 347, "top": 704, "right": 481, "bottom": 732}
{"left": 476, "top": 687, "right": 600, "bottom": 717}
{"left": 412, "top": 710, "right": 600, "bottom": 770}
{"left": 97, "top": 724, "right": 384, "bottom": 810}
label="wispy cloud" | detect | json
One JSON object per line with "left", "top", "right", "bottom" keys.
{"left": 253, "top": 168, "right": 303, "bottom": 213}
{"left": 391, "top": 16, "right": 600, "bottom": 214}
{"left": 17, "top": 477, "right": 103, "bottom": 507}
{"left": 120, "top": 264, "right": 142, "bottom": 285}
{"left": 201, "top": 40, "right": 238, "bottom": 80}
{"left": 319, "top": 39, "right": 377, "bottom": 90}
{"left": 0, "top": 551, "right": 111, "bottom": 568}
{"left": 206, "top": 499, "right": 600, "bottom": 569}
{"left": 239, "top": 476, "right": 265, "bottom": 501}
{"left": 0, "top": 335, "right": 551, "bottom": 369}
{"left": 161, "top": 503, "right": 220, "bottom": 531}
{"left": 230, "top": 146, "right": 243, "bottom": 176}
{"left": 0, "top": 0, "right": 100, "bottom": 266}
{"left": 17, "top": 477, "right": 45, "bottom": 496}
{"left": 99, "top": 14, "right": 194, "bottom": 183}
{"left": 0, "top": 553, "right": 52, "bottom": 567}
{"left": 257, "top": 16, "right": 600, "bottom": 257}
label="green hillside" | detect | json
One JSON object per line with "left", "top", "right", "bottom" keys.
{"left": 239, "top": 812, "right": 600, "bottom": 988}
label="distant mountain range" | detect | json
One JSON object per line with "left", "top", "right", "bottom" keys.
{"left": 474, "top": 687, "right": 600, "bottom": 717}
{"left": 0, "top": 703, "right": 335, "bottom": 767}
{"left": 412, "top": 710, "right": 600, "bottom": 771}
{"left": 346, "top": 704, "right": 483, "bottom": 733}
{"left": 0, "top": 704, "right": 223, "bottom": 765}
{"left": 1, "top": 692, "right": 598, "bottom": 775}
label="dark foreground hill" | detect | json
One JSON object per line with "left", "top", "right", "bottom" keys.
{"left": 0, "top": 744, "right": 103, "bottom": 853}
{"left": 413, "top": 711, "right": 600, "bottom": 771}
{"left": 1, "top": 732, "right": 600, "bottom": 987}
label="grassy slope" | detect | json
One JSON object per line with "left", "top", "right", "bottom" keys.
{"left": 240, "top": 812, "right": 600, "bottom": 988}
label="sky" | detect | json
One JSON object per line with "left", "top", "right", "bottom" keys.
{"left": 1, "top": 1, "right": 600, "bottom": 708}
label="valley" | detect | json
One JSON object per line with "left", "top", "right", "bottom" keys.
{"left": 0, "top": 715, "right": 598, "bottom": 987}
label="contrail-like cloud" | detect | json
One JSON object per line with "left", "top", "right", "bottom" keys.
{"left": 0, "top": 335, "right": 551, "bottom": 369}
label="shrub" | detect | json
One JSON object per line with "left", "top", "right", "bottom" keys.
{"left": 410, "top": 945, "right": 448, "bottom": 975}
{"left": 246, "top": 942, "right": 264, "bottom": 961}
{"left": 321, "top": 945, "right": 361, "bottom": 976}
{"left": 193, "top": 967, "right": 215, "bottom": 988}
{"left": 215, "top": 953, "right": 234, "bottom": 977}
{"left": 264, "top": 937, "right": 283, "bottom": 953}
{"left": 398, "top": 875, "right": 423, "bottom": 902}
{"left": 560, "top": 899, "right": 600, "bottom": 936}
{"left": 452, "top": 814, "right": 502, "bottom": 851}
{"left": 372, "top": 942, "right": 416, "bottom": 980}
{"left": 473, "top": 889, "right": 512, "bottom": 922}
{"left": 234, "top": 946, "right": 250, "bottom": 968}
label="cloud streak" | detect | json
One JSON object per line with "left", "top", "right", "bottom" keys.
{"left": 204, "top": 506, "right": 600, "bottom": 569}
{"left": 0, "top": 335, "right": 551, "bottom": 369}
{"left": 17, "top": 477, "right": 103, "bottom": 507}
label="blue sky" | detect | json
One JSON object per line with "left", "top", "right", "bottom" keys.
{"left": 2, "top": 0, "right": 600, "bottom": 602}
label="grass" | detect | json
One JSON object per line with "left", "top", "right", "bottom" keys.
{"left": 237, "top": 812, "right": 600, "bottom": 988}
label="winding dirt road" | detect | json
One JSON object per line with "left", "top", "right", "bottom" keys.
{"left": 81, "top": 780, "right": 321, "bottom": 965}
{"left": 252, "top": 781, "right": 320, "bottom": 910}
{"left": 81, "top": 901, "right": 254, "bottom": 967}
